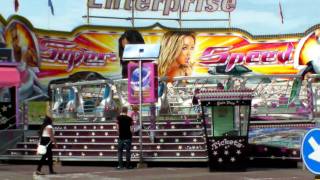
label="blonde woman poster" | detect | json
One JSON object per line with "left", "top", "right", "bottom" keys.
{"left": 158, "top": 31, "right": 196, "bottom": 83}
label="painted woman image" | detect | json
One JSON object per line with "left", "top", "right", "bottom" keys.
{"left": 0, "top": 26, "right": 5, "bottom": 47}
{"left": 5, "top": 22, "right": 45, "bottom": 100}
{"left": 118, "top": 30, "right": 145, "bottom": 78}
{"left": 158, "top": 31, "right": 196, "bottom": 83}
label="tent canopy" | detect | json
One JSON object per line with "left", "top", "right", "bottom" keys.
{"left": 0, "top": 67, "right": 20, "bottom": 87}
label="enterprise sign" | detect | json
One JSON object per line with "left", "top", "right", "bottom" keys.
{"left": 88, "top": 0, "right": 237, "bottom": 16}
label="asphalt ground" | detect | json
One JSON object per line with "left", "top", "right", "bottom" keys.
{"left": 0, "top": 163, "right": 316, "bottom": 180}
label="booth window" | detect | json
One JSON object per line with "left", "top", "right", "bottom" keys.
{"left": 212, "top": 106, "right": 235, "bottom": 136}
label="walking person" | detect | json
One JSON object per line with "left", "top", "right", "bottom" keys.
{"left": 116, "top": 107, "right": 134, "bottom": 169}
{"left": 35, "top": 115, "right": 57, "bottom": 175}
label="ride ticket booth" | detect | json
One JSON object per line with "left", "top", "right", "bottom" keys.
{"left": 195, "top": 88, "right": 254, "bottom": 171}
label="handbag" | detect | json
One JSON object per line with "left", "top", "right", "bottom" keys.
{"left": 36, "top": 140, "right": 51, "bottom": 155}
{"left": 133, "top": 125, "right": 141, "bottom": 133}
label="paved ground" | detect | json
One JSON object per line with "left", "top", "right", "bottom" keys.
{"left": 0, "top": 163, "right": 316, "bottom": 180}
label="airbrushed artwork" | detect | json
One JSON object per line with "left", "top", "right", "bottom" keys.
{"left": 1, "top": 16, "right": 320, "bottom": 101}
{"left": 1, "top": 15, "right": 320, "bottom": 169}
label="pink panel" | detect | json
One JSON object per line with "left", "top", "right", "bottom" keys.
{"left": 127, "top": 62, "right": 158, "bottom": 104}
{"left": 0, "top": 67, "right": 21, "bottom": 87}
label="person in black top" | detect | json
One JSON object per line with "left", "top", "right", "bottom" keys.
{"left": 116, "top": 106, "right": 134, "bottom": 169}
{"left": 35, "top": 115, "right": 57, "bottom": 175}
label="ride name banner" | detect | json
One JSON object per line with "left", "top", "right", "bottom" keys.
{"left": 128, "top": 62, "right": 158, "bottom": 104}
{"left": 207, "top": 136, "right": 247, "bottom": 171}
{"left": 88, "top": 0, "right": 237, "bottom": 16}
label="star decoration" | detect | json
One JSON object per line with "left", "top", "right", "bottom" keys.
{"left": 1, "top": 105, "right": 7, "bottom": 112}
{"left": 224, "top": 150, "right": 229, "bottom": 155}
{"left": 230, "top": 157, "right": 236, "bottom": 162}
{"left": 236, "top": 150, "right": 241, "bottom": 154}
{"left": 213, "top": 151, "right": 218, "bottom": 156}
{"left": 218, "top": 158, "right": 223, "bottom": 163}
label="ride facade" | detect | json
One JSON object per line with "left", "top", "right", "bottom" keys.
{"left": 0, "top": 14, "right": 319, "bottom": 167}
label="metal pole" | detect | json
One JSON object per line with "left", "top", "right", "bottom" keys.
{"left": 131, "top": 0, "right": 135, "bottom": 28}
{"left": 228, "top": 12, "right": 231, "bottom": 28}
{"left": 178, "top": 2, "right": 182, "bottom": 29}
{"left": 87, "top": 0, "right": 90, "bottom": 24}
{"left": 201, "top": 105, "right": 212, "bottom": 167}
{"left": 307, "top": 77, "right": 314, "bottom": 120}
{"left": 138, "top": 57, "right": 143, "bottom": 165}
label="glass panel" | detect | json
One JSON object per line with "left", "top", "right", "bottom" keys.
{"left": 212, "top": 106, "right": 234, "bottom": 136}
{"left": 239, "top": 105, "right": 250, "bottom": 136}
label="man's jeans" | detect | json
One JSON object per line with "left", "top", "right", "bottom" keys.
{"left": 117, "top": 139, "right": 132, "bottom": 167}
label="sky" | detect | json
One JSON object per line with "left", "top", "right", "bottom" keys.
{"left": 0, "top": 0, "right": 319, "bottom": 35}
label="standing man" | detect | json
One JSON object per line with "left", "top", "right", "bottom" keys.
{"left": 116, "top": 106, "right": 134, "bottom": 169}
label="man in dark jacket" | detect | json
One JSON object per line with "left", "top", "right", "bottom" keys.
{"left": 116, "top": 106, "right": 134, "bottom": 169}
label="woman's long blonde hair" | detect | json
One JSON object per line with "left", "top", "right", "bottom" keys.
{"left": 158, "top": 31, "right": 195, "bottom": 78}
